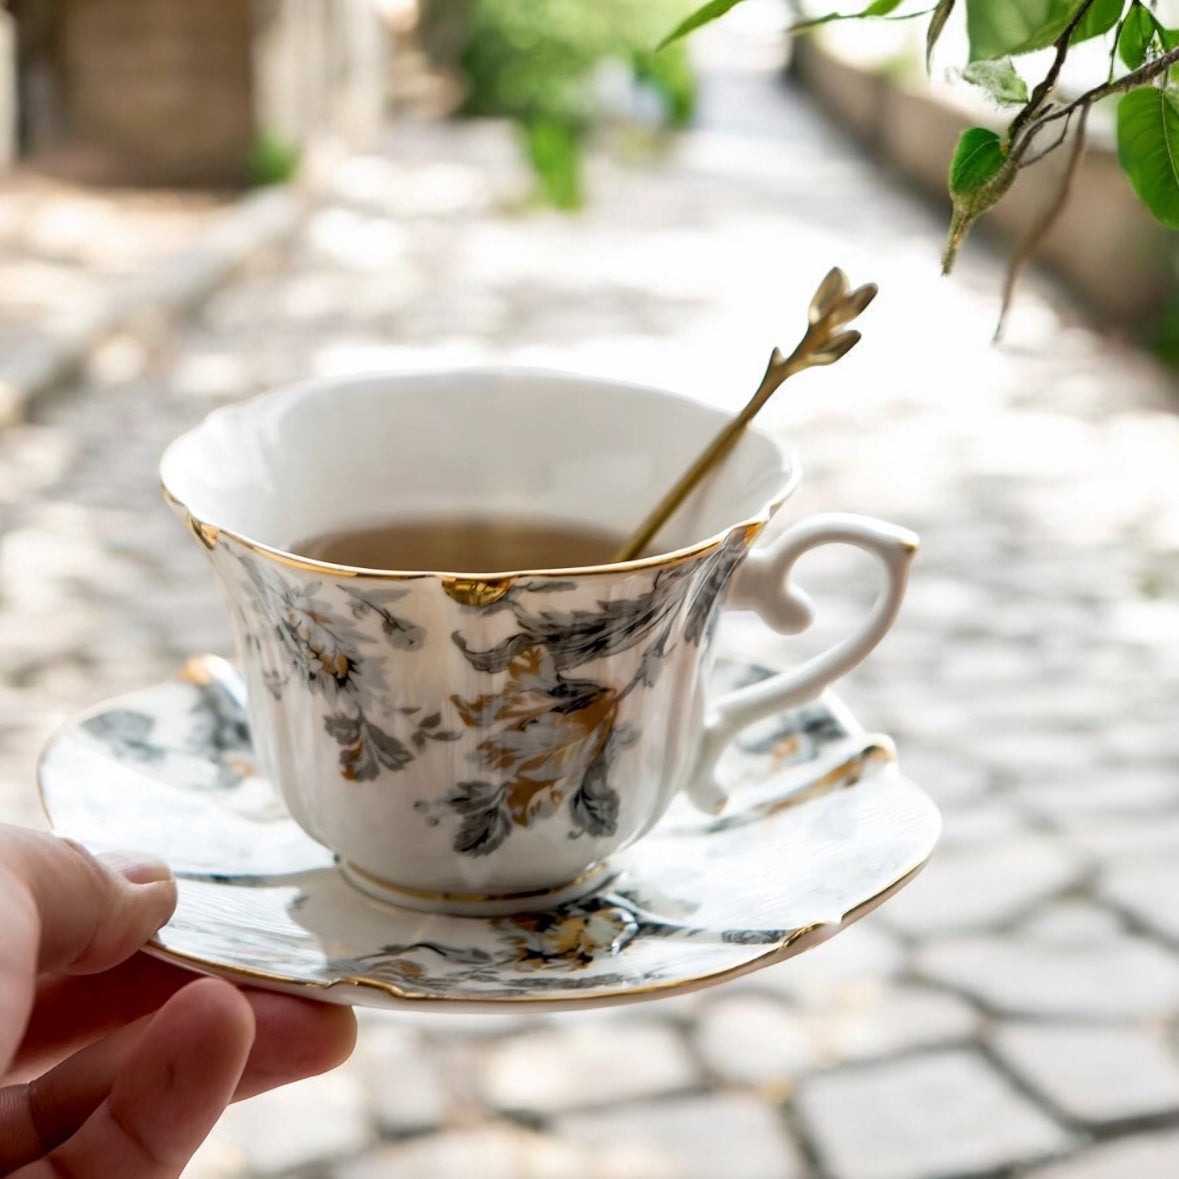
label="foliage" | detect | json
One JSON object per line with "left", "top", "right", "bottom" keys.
{"left": 662, "top": 0, "right": 1179, "bottom": 331}
{"left": 432, "top": 0, "right": 697, "bottom": 208}
{"left": 246, "top": 132, "right": 301, "bottom": 188}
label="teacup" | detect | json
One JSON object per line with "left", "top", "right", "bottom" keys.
{"left": 160, "top": 369, "right": 917, "bottom": 914}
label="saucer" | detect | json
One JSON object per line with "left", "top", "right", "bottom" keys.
{"left": 38, "top": 654, "right": 940, "bottom": 1012}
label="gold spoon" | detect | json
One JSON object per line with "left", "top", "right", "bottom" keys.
{"left": 611, "top": 267, "right": 878, "bottom": 564}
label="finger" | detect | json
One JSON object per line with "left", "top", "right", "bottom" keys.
{"left": 0, "top": 827, "right": 175, "bottom": 1073}
{"left": 13, "top": 956, "right": 357, "bottom": 1085}
{"left": 4, "top": 829, "right": 176, "bottom": 974}
{"left": 232, "top": 989, "right": 356, "bottom": 1101}
{"left": 0, "top": 1024, "right": 138, "bottom": 1171}
{"left": 0, "top": 857, "right": 40, "bottom": 1075}
{"left": 12, "top": 977, "right": 254, "bottom": 1179}
{"left": 11, "top": 955, "right": 201, "bottom": 1079}
{"left": 0, "top": 987, "right": 356, "bottom": 1170}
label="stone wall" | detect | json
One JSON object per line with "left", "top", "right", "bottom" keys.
{"left": 2, "top": 0, "right": 389, "bottom": 187}
{"left": 57, "top": 0, "right": 255, "bottom": 186}
{"left": 792, "top": 38, "right": 1175, "bottom": 327}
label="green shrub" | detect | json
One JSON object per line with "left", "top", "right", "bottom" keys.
{"left": 428, "top": 0, "right": 697, "bottom": 207}
{"left": 247, "top": 132, "right": 301, "bottom": 188}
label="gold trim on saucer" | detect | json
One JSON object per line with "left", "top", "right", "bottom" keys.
{"left": 141, "top": 860, "right": 931, "bottom": 1009}
{"left": 40, "top": 652, "right": 937, "bottom": 1013}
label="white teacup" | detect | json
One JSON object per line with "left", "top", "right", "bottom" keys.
{"left": 160, "top": 369, "right": 917, "bottom": 914}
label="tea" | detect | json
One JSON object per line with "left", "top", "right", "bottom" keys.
{"left": 293, "top": 515, "right": 628, "bottom": 573}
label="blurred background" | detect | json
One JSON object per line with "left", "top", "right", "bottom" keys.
{"left": 0, "top": 1, "right": 1177, "bottom": 1177}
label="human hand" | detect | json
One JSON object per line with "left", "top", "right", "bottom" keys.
{"left": 0, "top": 825, "right": 357, "bottom": 1177}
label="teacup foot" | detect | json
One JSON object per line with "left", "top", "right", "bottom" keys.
{"left": 340, "top": 860, "right": 613, "bottom": 916}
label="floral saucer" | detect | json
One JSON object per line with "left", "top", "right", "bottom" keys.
{"left": 38, "top": 654, "right": 940, "bottom": 1012}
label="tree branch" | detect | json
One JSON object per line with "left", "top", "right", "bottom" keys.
{"left": 1020, "top": 108, "right": 1075, "bottom": 166}
{"left": 995, "top": 101, "right": 1091, "bottom": 342}
{"left": 1015, "top": 43, "right": 1179, "bottom": 156}
{"left": 1008, "top": 0, "right": 1096, "bottom": 144}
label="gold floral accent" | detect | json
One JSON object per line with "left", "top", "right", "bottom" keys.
{"left": 446, "top": 645, "right": 627, "bottom": 855}
{"left": 498, "top": 900, "right": 639, "bottom": 971}
{"left": 441, "top": 577, "right": 515, "bottom": 607}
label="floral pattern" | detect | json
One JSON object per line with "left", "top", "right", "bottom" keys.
{"left": 81, "top": 709, "right": 164, "bottom": 764}
{"left": 42, "top": 657, "right": 940, "bottom": 1008}
{"left": 220, "top": 528, "right": 753, "bottom": 856}
{"left": 437, "top": 530, "right": 751, "bottom": 856}
{"left": 342, "top": 897, "right": 653, "bottom": 982}
{"left": 443, "top": 646, "right": 634, "bottom": 855}
{"left": 232, "top": 553, "right": 460, "bottom": 782}
{"left": 79, "top": 678, "right": 255, "bottom": 790}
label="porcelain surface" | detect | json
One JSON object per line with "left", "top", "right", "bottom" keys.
{"left": 38, "top": 654, "right": 940, "bottom": 1012}
{"left": 158, "top": 369, "right": 916, "bottom": 900}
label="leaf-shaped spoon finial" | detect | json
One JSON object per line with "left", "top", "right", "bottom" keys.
{"left": 612, "top": 268, "right": 877, "bottom": 563}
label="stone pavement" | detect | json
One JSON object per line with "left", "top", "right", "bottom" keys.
{"left": 2, "top": 17, "right": 1179, "bottom": 1179}
{"left": 0, "top": 173, "right": 230, "bottom": 422}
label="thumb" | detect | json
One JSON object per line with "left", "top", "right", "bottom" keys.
{"left": 0, "top": 827, "right": 177, "bottom": 977}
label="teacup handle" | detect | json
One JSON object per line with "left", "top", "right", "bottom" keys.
{"left": 686, "top": 512, "right": 919, "bottom": 813}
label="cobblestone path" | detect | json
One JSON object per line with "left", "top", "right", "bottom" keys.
{"left": 1, "top": 33, "right": 1178, "bottom": 1179}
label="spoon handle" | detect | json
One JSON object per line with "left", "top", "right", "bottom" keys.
{"left": 611, "top": 269, "right": 877, "bottom": 564}
{"left": 611, "top": 360, "right": 784, "bottom": 563}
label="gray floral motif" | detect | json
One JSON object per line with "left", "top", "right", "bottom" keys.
{"left": 342, "top": 897, "right": 654, "bottom": 982}
{"left": 327, "top": 893, "right": 782, "bottom": 993}
{"left": 81, "top": 694, "right": 254, "bottom": 791}
{"left": 81, "top": 709, "right": 165, "bottom": 763}
{"left": 187, "top": 680, "right": 253, "bottom": 789}
{"left": 228, "top": 531, "right": 750, "bottom": 851}
{"left": 684, "top": 528, "right": 751, "bottom": 645}
{"left": 737, "top": 701, "right": 849, "bottom": 759}
{"left": 232, "top": 553, "right": 458, "bottom": 782}
{"left": 340, "top": 585, "right": 425, "bottom": 650}
{"left": 569, "top": 725, "right": 629, "bottom": 839}
{"left": 450, "top": 562, "right": 697, "bottom": 675}
{"left": 446, "top": 645, "right": 636, "bottom": 856}
{"left": 443, "top": 534, "right": 750, "bottom": 857}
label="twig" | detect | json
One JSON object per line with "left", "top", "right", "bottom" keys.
{"left": 1008, "top": 0, "right": 1096, "bottom": 145}
{"left": 1020, "top": 107, "right": 1075, "bottom": 166}
{"left": 995, "top": 101, "right": 1091, "bottom": 342}
{"left": 1015, "top": 43, "right": 1179, "bottom": 151}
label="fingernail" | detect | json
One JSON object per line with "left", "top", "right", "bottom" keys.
{"left": 99, "top": 850, "right": 174, "bottom": 886}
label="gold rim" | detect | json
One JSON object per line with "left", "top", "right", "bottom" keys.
{"left": 141, "top": 861, "right": 931, "bottom": 1008}
{"left": 37, "top": 653, "right": 936, "bottom": 1011}
{"left": 156, "top": 368, "right": 801, "bottom": 581}
{"left": 159, "top": 481, "right": 794, "bottom": 581}
{"left": 132, "top": 741, "right": 933, "bottom": 1007}
{"left": 343, "top": 860, "right": 609, "bottom": 905}
{"left": 40, "top": 688, "right": 932, "bottom": 1008}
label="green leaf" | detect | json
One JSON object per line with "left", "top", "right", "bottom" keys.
{"left": 792, "top": 0, "right": 906, "bottom": 32}
{"left": 966, "top": 0, "right": 1087, "bottom": 60}
{"left": 926, "top": 0, "right": 958, "bottom": 69}
{"left": 962, "top": 58, "right": 1030, "bottom": 104}
{"left": 1071, "top": 0, "right": 1125, "bottom": 43}
{"left": 1119, "top": 2, "right": 1160, "bottom": 68}
{"left": 657, "top": 0, "right": 748, "bottom": 51}
{"left": 944, "top": 125, "right": 1021, "bottom": 274}
{"left": 949, "top": 127, "right": 1008, "bottom": 195}
{"left": 1117, "top": 87, "right": 1179, "bottom": 228}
